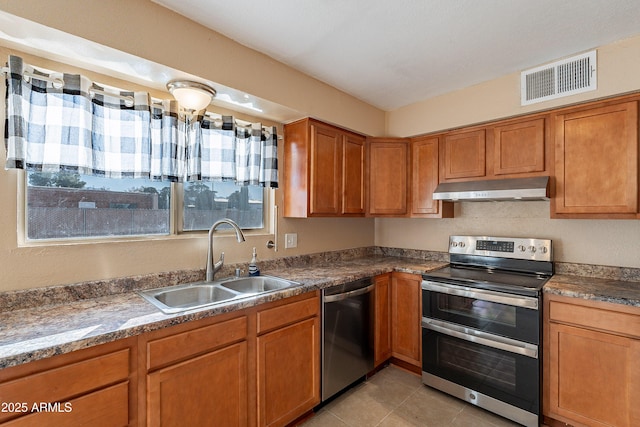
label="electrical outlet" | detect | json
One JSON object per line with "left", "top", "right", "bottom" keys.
{"left": 285, "top": 233, "right": 298, "bottom": 249}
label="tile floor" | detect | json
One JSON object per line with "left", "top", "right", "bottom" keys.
{"left": 301, "top": 365, "right": 519, "bottom": 427}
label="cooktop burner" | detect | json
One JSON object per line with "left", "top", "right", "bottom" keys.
{"left": 422, "top": 235, "right": 554, "bottom": 297}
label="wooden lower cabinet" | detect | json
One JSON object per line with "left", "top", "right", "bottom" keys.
{"left": 147, "top": 342, "right": 248, "bottom": 427}
{"left": 544, "top": 294, "right": 640, "bottom": 427}
{"left": 256, "top": 293, "right": 321, "bottom": 427}
{"left": 390, "top": 272, "right": 422, "bottom": 370}
{"left": 142, "top": 314, "right": 249, "bottom": 427}
{"left": 374, "top": 273, "right": 392, "bottom": 367}
{"left": 140, "top": 292, "right": 320, "bottom": 427}
{"left": 0, "top": 338, "right": 136, "bottom": 427}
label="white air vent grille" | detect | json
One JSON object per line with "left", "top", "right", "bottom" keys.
{"left": 521, "top": 51, "right": 596, "bottom": 105}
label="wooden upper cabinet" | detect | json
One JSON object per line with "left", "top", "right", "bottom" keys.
{"left": 367, "top": 138, "right": 409, "bottom": 216}
{"left": 440, "top": 117, "right": 549, "bottom": 182}
{"left": 310, "top": 123, "right": 342, "bottom": 215}
{"left": 490, "top": 117, "right": 546, "bottom": 176}
{"left": 342, "top": 133, "right": 366, "bottom": 215}
{"left": 441, "top": 129, "right": 486, "bottom": 180}
{"left": 410, "top": 136, "right": 453, "bottom": 218}
{"left": 283, "top": 118, "right": 365, "bottom": 217}
{"left": 553, "top": 101, "right": 638, "bottom": 217}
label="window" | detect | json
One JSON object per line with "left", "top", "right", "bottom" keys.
{"left": 25, "top": 171, "right": 268, "bottom": 241}
{"left": 7, "top": 55, "right": 277, "bottom": 241}
{"left": 26, "top": 171, "right": 171, "bottom": 240}
{"left": 183, "top": 182, "right": 264, "bottom": 231}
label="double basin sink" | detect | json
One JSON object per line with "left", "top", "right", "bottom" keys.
{"left": 139, "top": 275, "right": 299, "bottom": 314}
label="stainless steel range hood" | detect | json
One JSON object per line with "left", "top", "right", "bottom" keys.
{"left": 432, "top": 176, "right": 549, "bottom": 201}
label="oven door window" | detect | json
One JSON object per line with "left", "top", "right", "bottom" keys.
{"left": 423, "top": 291, "right": 539, "bottom": 343}
{"left": 422, "top": 328, "right": 539, "bottom": 414}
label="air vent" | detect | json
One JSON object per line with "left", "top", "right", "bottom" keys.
{"left": 521, "top": 50, "right": 596, "bottom": 105}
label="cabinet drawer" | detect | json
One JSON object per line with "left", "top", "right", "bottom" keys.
{"left": 257, "top": 295, "right": 319, "bottom": 335}
{"left": 0, "top": 349, "right": 129, "bottom": 423}
{"left": 1, "top": 382, "right": 129, "bottom": 427}
{"left": 147, "top": 315, "right": 247, "bottom": 370}
{"left": 549, "top": 299, "right": 640, "bottom": 339}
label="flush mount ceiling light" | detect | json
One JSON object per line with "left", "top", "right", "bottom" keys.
{"left": 166, "top": 80, "right": 216, "bottom": 111}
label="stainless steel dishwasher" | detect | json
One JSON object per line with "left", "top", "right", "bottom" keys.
{"left": 321, "top": 277, "right": 375, "bottom": 401}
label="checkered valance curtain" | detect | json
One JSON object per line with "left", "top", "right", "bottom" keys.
{"left": 4, "top": 55, "right": 278, "bottom": 187}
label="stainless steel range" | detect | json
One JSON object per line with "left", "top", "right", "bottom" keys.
{"left": 421, "top": 235, "right": 553, "bottom": 427}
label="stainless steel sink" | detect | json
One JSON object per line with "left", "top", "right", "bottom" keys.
{"left": 218, "top": 275, "right": 297, "bottom": 294}
{"left": 139, "top": 275, "right": 298, "bottom": 314}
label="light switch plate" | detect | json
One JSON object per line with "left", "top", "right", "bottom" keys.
{"left": 285, "top": 233, "right": 298, "bottom": 249}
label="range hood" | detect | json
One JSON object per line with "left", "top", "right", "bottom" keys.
{"left": 432, "top": 176, "right": 549, "bottom": 202}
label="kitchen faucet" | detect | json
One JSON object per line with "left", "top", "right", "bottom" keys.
{"left": 206, "top": 219, "right": 246, "bottom": 281}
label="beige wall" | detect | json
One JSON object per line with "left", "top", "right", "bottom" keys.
{"left": 380, "top": 34, "right": 640, "bottom": 269}
{"left": 1, "top": 1, "right": 640, "bottom": 292}
{"left": 386, "top": 34, "right": 640, "bottom": 136}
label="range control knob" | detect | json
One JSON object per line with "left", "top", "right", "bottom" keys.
{"left": 451, "top": 241, "right": 458, "bottom": 247}
{"left": 459, "top": 242, "right": 466, "bottom": 248}
{"left": 538, "top": 246, "right": 548, "bottom": 254}
{"left": 518, "top": 245, "right": 526, "bottom": 252}
{"left": 529, "top": 246, "right": 536, "bottom": 253}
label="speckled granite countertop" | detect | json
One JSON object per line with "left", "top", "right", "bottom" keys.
{"left": 2, "top": 246, "right": 639, "bottom": 371}
{"left": 544, "top": 274, "right": 640, "bottom": 307}
{"left": 0, "top": 253, "right": 445, "bottom": 369}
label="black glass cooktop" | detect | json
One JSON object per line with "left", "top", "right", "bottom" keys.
{"left": 423, "top": 264, "right": 551, "bottom": 297}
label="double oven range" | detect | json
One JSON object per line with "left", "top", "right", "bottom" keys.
{"left": 421, "top": 236, "right": 552, "bottom": 427}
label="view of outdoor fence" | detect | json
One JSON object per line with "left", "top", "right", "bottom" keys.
{"left": 28, "top": 207, "right": 263, "bottom": 239}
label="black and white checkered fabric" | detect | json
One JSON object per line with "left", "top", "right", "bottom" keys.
{"left": 5, "top": 55, "right": 279, "bottom": 187}
{"left": 194, "top": 115, "right": 278, "bottom": 187}
{"left": 150, "top": 99, "right": 186, "bottom": 182}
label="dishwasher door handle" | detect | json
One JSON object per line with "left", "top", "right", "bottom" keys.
{"left": 323, "top": 283, "right": 375, "bottom": 302}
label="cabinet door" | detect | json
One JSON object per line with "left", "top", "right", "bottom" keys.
{"left": 391, "top": 273, "right": 421, "bottom": 368}
{"left": 257, "top": 317, "right": 320, "bottom": 427}
{"left": 554, "top": 101, "right": 638, "bottom": 215}
{"left": 411, "top": 136, "right": 445, "bottom": 216}
{"left": 1, "top": 383, "right": 128, "bottom": 427}
{"left": 310, "top": 123, "right": 342, "bottom": 215}
{"left": 374, "top": 273, "right": 391, "bottom": 367}
{"left": 368, "top": 139, "right": 408, "bottom": 216}
{"left": 342, "top": 133, "right": 365, "bottom": 215}
{"left": 548, "top": 323, "right": 640, "bottom": 427}
{"left": 441, "top": 129, "right": 486, "bottom": 180}
{"left": 147, "top": 342, "right": 248, "bottom": 427}
{"left": 492, "top": 118, "right": 545, "bottom": 176}
{"left": 0, "top": 341, "right": 133, "bottom": 426}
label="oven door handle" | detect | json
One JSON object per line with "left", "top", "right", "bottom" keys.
{"left": 422, "top": 317, "right": 539, "bottom": 359}
{"left": 421, "top": 280, "right": 538, "bottom": 309}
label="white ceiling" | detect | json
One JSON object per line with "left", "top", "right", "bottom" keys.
{"left": 153, "top": 0, "right": 640, "bottom": 111}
